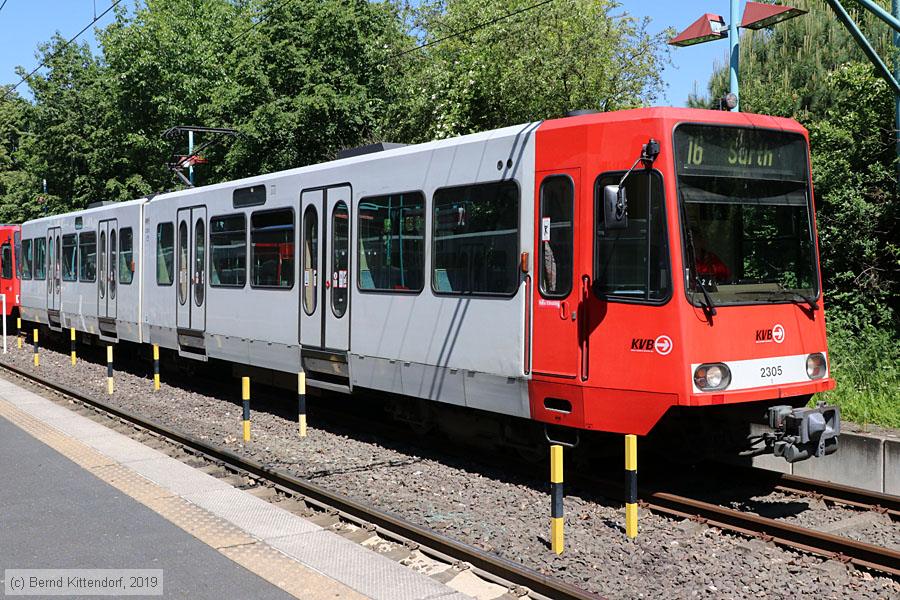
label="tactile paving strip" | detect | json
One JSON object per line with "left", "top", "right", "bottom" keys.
{"left": 0, "top": 395, "right": 367, "bottom": 600}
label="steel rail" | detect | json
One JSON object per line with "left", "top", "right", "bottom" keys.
{"left": 639, "top": 490, "right": 900, "bottom": 577}
{"left": 775, "top": 473, "right": 900, "bottom": 520}
{"left": 0, "top": 361, "right": 603, "bottom": 600}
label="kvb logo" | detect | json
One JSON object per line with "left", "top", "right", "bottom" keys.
{"left": 772, "top": 324, "right": 785, "bottom": 344}
{"left": 630, "top": 335, "right": 674, "bottom": 355}
{"left": 755, "top": 324, "right": 785, "bottom": 344}
{"left": 654, "top": 335, "right": 673, "bottom": 355}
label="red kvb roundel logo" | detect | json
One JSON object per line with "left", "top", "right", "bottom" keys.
{"left": 654, "top": 335, "right": 673, "bottom": 356}
{"left": 772, "top": 324, "right": 785, "bottom": 344}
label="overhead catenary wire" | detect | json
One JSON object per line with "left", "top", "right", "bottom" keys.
{"left": 223, "top": 0, "right": 299, "bottom": 50}
{"left": 2, "top": 0, "right": 125, "bottom": 100}
{"left": 0, "top": 1, "right": 9, "bottom": 17}
{"left": 388, "top": 0, "right": 556, "bottom": 60}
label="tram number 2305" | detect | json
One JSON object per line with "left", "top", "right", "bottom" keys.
{"left": 760, "top": 365, "right": 783, "bottom": 378}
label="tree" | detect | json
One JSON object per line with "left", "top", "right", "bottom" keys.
{"left": 14, "top": 35, "right": 109, "bottom": 213}
{"left": 388, "top": 0, "right": 673, "bottom": 141}
{"left": 0, "top": 88, "right": 41, "bottom": 222}
{"left": 209, "top": 0, "right": 412, "bottom": 178}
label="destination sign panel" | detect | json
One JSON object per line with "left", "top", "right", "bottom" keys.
{"left": 674, "top": 125, "right": 809, "bottom": 181}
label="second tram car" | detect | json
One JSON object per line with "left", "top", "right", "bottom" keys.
{"left": 18, "top": 108, "right": 839, "bottom": 462}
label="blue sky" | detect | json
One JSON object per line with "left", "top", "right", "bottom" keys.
{"left": 0, "top": 0, "right": 733, "bottom": 106}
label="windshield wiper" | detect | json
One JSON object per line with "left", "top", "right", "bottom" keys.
{"left": 693, "top": 276, "right": 717, "bottom": 316}
{"left": 680, "top": 204, "right": 716, "bottom": 317}
{"left": 778, "top": 290, "right": 819, "bottom": 311}
{"left": 736, "top": 290, "right": 819, "bottom": 311}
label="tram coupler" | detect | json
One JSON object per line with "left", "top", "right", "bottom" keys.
{"left": 765, "top": 402, "right": 840, "bottom": 463}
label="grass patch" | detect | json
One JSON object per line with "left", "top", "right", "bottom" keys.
{"left": 814, "top": 323, "right": 899, "bottom": 429}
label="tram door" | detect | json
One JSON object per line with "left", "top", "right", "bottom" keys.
{"left": 97, "top": 220, "right": 118, "bottom": 319}
{"left": 47, "top": 227, "right": 61, "bottom": 312}
{"left": 299, "top": 186, "right": 351, "bottom": 352}
{"left": 175, "top": 207, "right": 207, "bottom": 332}
{"left": 531, "top": 170, "right": 584, "bottom": 379}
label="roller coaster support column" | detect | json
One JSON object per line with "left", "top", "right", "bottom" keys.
{"left": 550, "top": 444, "right": 564, "bottom": 554}
{"left": 298, "top": 371, "right": 307, "bottom": 438}
{"left": 242, "top": 376, "right": 251, "bottom": 443}
{"left": 625, "top": 434, "right": 638, "bottom": 539}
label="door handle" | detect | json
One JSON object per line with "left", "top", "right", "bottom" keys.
{"left": 559, "top": 300, "right": 568, "bottom": 320}
{"left": 580, "top": 275, "right": 591, "bottom": 381}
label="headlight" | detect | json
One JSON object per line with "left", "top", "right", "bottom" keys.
{"left": 806, "top": 353, "right": 827, "bottom": 379}
{"left": 694, "top": 363, "right": 731, "bottom": 391}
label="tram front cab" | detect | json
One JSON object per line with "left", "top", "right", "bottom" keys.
{"left": 528, "top": 108, "right": 838, "bottom": 462}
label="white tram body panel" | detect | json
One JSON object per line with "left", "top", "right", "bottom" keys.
{"left": 19, "top": 122, "right": 538, "bottom": 418}
{"left": 20, "top": 200, "right": 144, "bottom": 343}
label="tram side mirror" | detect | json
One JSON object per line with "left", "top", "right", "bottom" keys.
{"left": 603, "top": 185, "right": 628, "bottom": 231}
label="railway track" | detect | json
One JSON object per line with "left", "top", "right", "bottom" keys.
{"left": 0, "top": 360, "right": 602, "bottom": 600}
{"left": 2, "top": 353, "right": 898, "bottom": 585}
{"left": 634, "top": 488, "right": 900, "bottom": 577}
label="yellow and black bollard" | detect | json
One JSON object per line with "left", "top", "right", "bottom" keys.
{"left": 550, "top": 444, "right": 564, "bottom": 555}
{"left": 16, "top": 317, "right": 21, "bottom": 349}
{"left": 107, "top": 345, "right": 114, "bottom": 394}
{"left": 625, "top": 434, "right": 638, "bottom": 539}
{"left": 152, "top": 344, "right": 160, "bottom": 391}
{"left": 32, "top": 328, "right": 38, "bottom": 366}
{"left": 70, "top": 327, "right": 76, "bottom": 366}
{"left": 242, "top": 376, "right": 251, "bottom": 442}
{"left": 298, "top": 371, "right": 307, "bottom": 437}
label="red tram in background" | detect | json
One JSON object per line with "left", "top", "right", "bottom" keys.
{"left": 0, "top": 225, "right": 20, "bottom": 316}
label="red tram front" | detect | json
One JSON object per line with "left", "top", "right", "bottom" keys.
{"left": 529, "top": 108, "right": 837, "bottom": 462}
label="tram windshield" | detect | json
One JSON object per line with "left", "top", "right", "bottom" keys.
{"left": 674, "top": 125, "right": 818, "bottom": 307}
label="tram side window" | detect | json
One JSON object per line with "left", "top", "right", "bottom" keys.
{"left": 156, "top": 222, "right": 174, "bottom": 286}
{"left": 251, "top": 209, "right": 294, "bottom": 288}
{"left": 432, "top": 181, "right": 520, "bottom": 295}
{"left": 119, "top": 227, "right": 134, "bottom": 284}
{"left": 358, "top": 192, "right": 425, "bottom": 292}
{"left": 21, "top": 239, "right": 32, "bottom": 280}
{"left": 79, "top": 231, "right": 97, "bottom": 282}
{"left": 33, "top": 237, "right": 46, "bottom": 280}
{"left": 594, "top": 171, "right": 670, "bottom": 302}
{"left": 1, "top": 243, "right": 11, "bottom": 279}
{"left": 209, "top": 214, "right": 246, "bottom": 287}
{"left": 62, "top": 234, "right": 78, "bottom": 281}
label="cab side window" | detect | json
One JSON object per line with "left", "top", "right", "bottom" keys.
{"left": 539, "top": 176, "right": 574, "bottom": 298}
{"left": 594, "top": 171, "right": 670, "bottom": 302}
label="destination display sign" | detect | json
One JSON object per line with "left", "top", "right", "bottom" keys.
{"left": 674, "top": 124, "right": 809, "bottom": 181}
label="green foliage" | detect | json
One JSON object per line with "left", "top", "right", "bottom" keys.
{"left": 821, "top": 321, "right": 899, "bottom": 428}
{"left": 392, "top": 0, "right": 672, "bottom": 141}
{"left": 0, "top": 0, "right": 670, "bottom": 209}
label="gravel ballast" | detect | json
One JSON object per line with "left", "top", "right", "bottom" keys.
{"left": 2, "top": 335, "right": 897, "bottom": 600}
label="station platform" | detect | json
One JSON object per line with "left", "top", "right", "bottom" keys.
{"left": 0, "top": 375, "right": 473, "bottom": 600}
